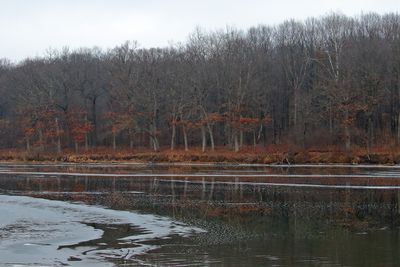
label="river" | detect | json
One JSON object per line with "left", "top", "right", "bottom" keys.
{"left": 0, "top": 163, "right": 400, "bottom": 266}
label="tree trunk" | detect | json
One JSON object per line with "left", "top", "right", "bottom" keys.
{"left": 57, "top": 136, "right": 61, "bottom": 153}
{"left": 253, "top": 130, "right": 257, "bottom": 148}
{"left": 206, "top": 122, "right": 215, "bottom": 151}
{"left": 112, "top": 132, "right": 116, "bottom": 151}
{"left": 368, "top": 117, "right": 374, "bottom": 150}
{"left": 55, "top": 118, "right": 61, "bottom": 153}
{"left": 151, "top": 112, "right": 159, "bottom": 151}
{"left": 84, "top": 114, "right": 89, "bottom": 151}
{"left": 240, "top": 130, "right": 244, "bottom": 148}
{"left": 170, "top": 123, "right": 176, "bottom": 151}
{"left": 129, "top": 129, "right": 134, "bottom": 149}
{"left": 149, "top": 134, "right": 153, "bottom": 150}
{"left": 152, "top": 136, "right": 159, "bottom": 151}
{"left": 26, "top": 137, "right": 30, "bottom": 152}
{"left": 201, "top": 108, "right": 215, "bottom": 151}
{"left": 183, "top": 125, "right": 189, "bottom": 151}
{"left": 201, "top": 126, "right": 206, "bottom": 152}
{"left": 75, "top": 141, "right": 79, "bottom": 153}
{"left": 85, "top": 133, "right": 89, "bottom": 151}
{"left": 397, "top": 112, "right": 400, "bottom": 145}
{"left": 257, "top": 123, "right": 263, "bottom": 145}
{"left": 152, "top": 96, "right": 159, "bottom": 152}
{"left": 344, "top": 110, "right": 351, "bottom": 151}
{"left": 91, "top": 98, "right": 98, "bottom": 146}
{"left": 234, "top": 132, "right": 240, "bottom": 152}
{"left": 345, "top": 125, "right": 351, "bottom": 151}
{"left": 398, "top": 79, "right": 400, "bottom": 144}
{"left": 329, "top": 102, "right": 333, "bottom": 137}
{"left": 294, "top": 86, "right": 298, "bottom": 130}
{"left": 225, "top": 122, "right": 231, "bottom": 148}
{"left": 38, "top": 129, "right": 44, "bottom": 151}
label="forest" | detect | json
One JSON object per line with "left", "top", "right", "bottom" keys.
{"left": 0, "top": 12, "right": 400, "bottom": 155}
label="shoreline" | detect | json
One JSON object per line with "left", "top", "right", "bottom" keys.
{"left": 1, "top": 146, "right": 400, "bottom": 165}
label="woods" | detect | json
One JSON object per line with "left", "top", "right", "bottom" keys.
{"left": 1, "top": 13, "right": 400, "bottom": 154}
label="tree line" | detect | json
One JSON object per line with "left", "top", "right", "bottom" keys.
{"left": 0, "top": 12, "right": 400, "bottom": 153}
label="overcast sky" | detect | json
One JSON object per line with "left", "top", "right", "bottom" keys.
{"left": 1, "top": 0, "right": 399, "bottom": 62}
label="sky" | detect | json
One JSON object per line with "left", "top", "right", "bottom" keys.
{"left": 1, "top": 0, "right": 399, "bottom": 62}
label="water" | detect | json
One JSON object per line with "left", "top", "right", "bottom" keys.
{"left": 1, "top": 163, "right": 400, "bottom": 266}
{"left": 0, "top": 194, "right": 203, "bottom": 266}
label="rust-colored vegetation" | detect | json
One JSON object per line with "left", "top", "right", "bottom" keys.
{"left": 1, "top": 143, "right": 400, "bottom": 165}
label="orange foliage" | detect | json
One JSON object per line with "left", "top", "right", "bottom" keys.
{"left": 24, "top": 127, "right": 35, "bottom": 137}
{"left": 104, "top": 112, "right": 132, "bottom": 134}
{"left": 207, "top": 112, "right": 225, "bottom": 123}
{"left": 68, "top": 110, "right": 93, "bottom": 143}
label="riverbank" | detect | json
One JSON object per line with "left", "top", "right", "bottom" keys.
{"left": 1, "top": 145, "right": 400, "bottom": 164}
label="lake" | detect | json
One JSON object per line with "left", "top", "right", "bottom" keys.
{"left": 1, "top": 162, "right": 400, "bottom": 266}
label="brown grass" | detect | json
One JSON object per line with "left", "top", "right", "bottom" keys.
{"left": 1, "top": 144, "right": 400, "bottom": 164}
